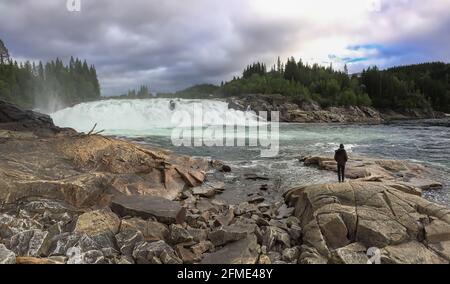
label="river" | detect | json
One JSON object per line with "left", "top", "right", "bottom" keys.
{"left": 51, "top": 98, "right": 450, "bottom": 205}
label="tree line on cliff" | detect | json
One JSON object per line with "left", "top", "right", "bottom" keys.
{"left": 0, "top": 57, "right": 100, "bottom": 110}
{"left": 183, "top": 58, "right": 450, "bottom": 112}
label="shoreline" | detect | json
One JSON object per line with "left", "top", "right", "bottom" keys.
{"left": 42, "top": 96, "right": 447, "bottom": 125}
{"left": 1, "top": 99, "right": 450, "bottom": 264}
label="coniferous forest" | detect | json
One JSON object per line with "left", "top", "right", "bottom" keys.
{"left": 0, "top": 57, "right": 100, "bottom": 111}
{"left": 216, "top": 57, "right": 450, "bottom": 112}
{"left": 1, "top": 51, "right": 449, "bottom": 113}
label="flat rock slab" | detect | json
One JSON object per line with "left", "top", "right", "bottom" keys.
{"left": 201, "top": 234, "right": 259, "bottom": 264}
{"left": 285, "top": 181, "right": 450, "bottom": 264}
{"left": 111, "top": 194, "right": 186, "bottom": 224}
{"left": 301, "top": 155, "right": 443, "bottom": 192}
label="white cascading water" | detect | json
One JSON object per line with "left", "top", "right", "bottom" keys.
{"left": 51, "top": 98, "right": 260, "bottom": 135}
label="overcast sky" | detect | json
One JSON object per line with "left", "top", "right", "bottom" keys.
{"left": 1, "top": 0, "right": 449, "bottom": 95}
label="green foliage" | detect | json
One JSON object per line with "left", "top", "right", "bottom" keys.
{"left": 218, "top": 57, "right": 369, "bottom": 108}
{"left": 243, "top": 63, "right": 266, "bottom": 79}
{"left": 0, "top": 57, "right": 100, "bottom": 110}
{"left": 155, "top": 84, "right": 220, "bottom": 99}
{"left": 360, "top": 64, "right": 444, "bottom": 111}
{"left": 120, "top": 85, "right": 151, "bottom": 99}
{"left": 218, "top": 57, "right": 449, "bottom": 111}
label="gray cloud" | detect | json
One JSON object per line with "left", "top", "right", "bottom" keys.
{"left": 1, "top": 0, "right": 449, "bottom": 95}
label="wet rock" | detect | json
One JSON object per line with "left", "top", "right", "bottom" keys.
{"left": 260, "top": 184, "right": 268, "bottom": 191}
{"left": 0, "top": 244, "right": 15, "bottom": 264}
{"left": 120, "top": 218, "right": 169, "bottom": 242}
{"left": 208, "top": 223, "right": 256, "bottom": 246}
{"left": 244, "top": 173, "right": 269, "bottom": 181}
{"left": 168, "top": 224, "right": 193, "bottom": 244}
{"left": 111, "top": 194, "right": 186, "bottom": 224}
{"left": 220, "top": 165, "right": 231, "bottom": 173}
{"left": 9, "top": 229, "right": 53, "bottom": 257}
{"left": 74, "top": 209, "right": 120, "bottom": 236}
{"left": 0, "top": 99, "right": 59, "bottom": 133}
{"left": 115, "top": 230, "right": 144, "bottom": 256}
{"left": 201, "top": 234, "right": 259, "bottom": 264}
{"left": 133, "top": 240, "right": 182, "bottom": 264}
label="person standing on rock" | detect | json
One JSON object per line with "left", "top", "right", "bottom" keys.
{"left": 334, "top": 144, "right": 348, "bottom": 183}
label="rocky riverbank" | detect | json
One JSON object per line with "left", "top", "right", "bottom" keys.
{"left": 226, "top": 95, "right": 445, "bottom": 123}
{"left": 1, "top": 99, "right": 449, "bottom": 264}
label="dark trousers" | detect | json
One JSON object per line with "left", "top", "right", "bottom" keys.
{"left": 337, "top": 165, "right": 345, "bottom": 182}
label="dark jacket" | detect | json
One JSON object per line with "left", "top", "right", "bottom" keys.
{"left": 334, "top": 149, "right": 348, "bottom": 166}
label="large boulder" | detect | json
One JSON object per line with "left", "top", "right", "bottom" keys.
{"left": 284, "top": 182, "right": 450, "bottom": 264}
{"left": 0, "top": 99, "right": 59, "bottom": 135}
{"left": 74, "top": 209, "right": 120, "bottom": 236}
{"left": 201, "top": 234, "right": 260, "bottom": 264}
{"left": 380, "top": 241, "right": 447, "bottom": 264}
{"left": 208, "top": 223, "right": 256, "bottom": 246}
{"left": 120, "top": 218, "right": 169, "bottom": 242}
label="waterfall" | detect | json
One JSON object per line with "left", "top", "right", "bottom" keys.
{"left": 51, "top": 98, "right": 259, "bottom": 134}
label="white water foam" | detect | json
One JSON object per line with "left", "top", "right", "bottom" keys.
{"left": 51, "top": 98, "right": 259, "bottom": 133}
